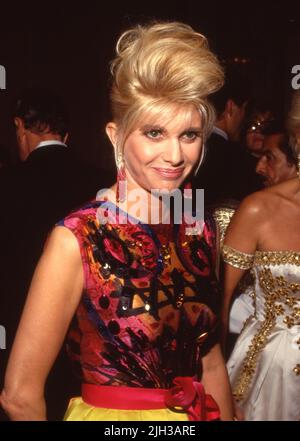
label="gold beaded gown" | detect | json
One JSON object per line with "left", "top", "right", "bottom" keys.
{"left": 223, "top": 245, "right": 300, "bottom": 421}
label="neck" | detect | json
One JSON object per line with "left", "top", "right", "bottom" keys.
{"left": 100, "top": 182, "right": 174, "bottom": 225}
{"left": 27, "top": 132, "right": 63, "bottom": 154}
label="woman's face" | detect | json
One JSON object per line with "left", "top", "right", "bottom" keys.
{"left": 108, "top": 104, "right": 203, "bottom": 194}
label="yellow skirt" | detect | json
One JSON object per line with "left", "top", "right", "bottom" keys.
{"left": 64, "top": 397, "right": 189, "bottom": 421}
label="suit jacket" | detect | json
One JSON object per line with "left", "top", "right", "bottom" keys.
{"left": 193, "top": 132, "right": 262, "bottom": 205}
{"left": 0, "top": 144, "right": 115, "bottom": 420}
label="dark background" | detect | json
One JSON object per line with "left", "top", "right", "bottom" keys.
{"left": 0, "top": 0, "right": 300, "bottom": 171}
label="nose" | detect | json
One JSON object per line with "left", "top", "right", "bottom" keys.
{"left": 255, "top": 156, "right": 267, "bottom": 175}
{"left": 162, "top": 138, "right": 184, "bottom": 166}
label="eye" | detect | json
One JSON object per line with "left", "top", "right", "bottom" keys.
{"left": 181, "top": 131, "right": 201, "bottom": 142}
{"left": 144, "top": 129, "right": 163, "bottom": 139}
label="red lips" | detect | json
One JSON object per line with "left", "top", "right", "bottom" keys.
{"left": 152, "top": 167, "right": 184, "bottom": 179}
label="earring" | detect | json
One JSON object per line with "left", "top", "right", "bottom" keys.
{"left": 183, "top": 181, "right": 193, "bottom": 199}
{"left": 116, "top": 154, "right": 126, "bottom": 203}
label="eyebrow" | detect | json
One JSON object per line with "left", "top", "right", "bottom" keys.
{"left": 140, "top": 124, "right": 165, "bottom": 132}
{"left": 140, "top": 124, "right": 203, "bottom": 133}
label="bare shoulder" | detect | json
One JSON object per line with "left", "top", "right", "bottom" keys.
{"left": 226, "top": 190, "right": 280, "bottom": 239}
{"left": 44, "top": 225, "right": 81, "bottom": 261}
{"left": 223, "top": 192, "right": 271, "bottom": 253}
{"left": 235, "top": 190, "right": 273, "bottom": 219}
{"left": 30, "top": 225, "right": 84, "bottom": 302}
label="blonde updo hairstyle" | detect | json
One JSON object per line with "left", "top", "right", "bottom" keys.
{"left": 287, "top": 90, "right": 300, "bottom": 157}
{"left": 109, "top": 21, "right": 224, "bottom": 167}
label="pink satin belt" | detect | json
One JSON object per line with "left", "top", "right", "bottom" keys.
{"left": 82, "top": 377, "right": 220, "bottom": 421}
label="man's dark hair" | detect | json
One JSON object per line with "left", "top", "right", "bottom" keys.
{"left": 210, "top": 73, "right": 249, "bottom": 117}
{"left": 263, "top": 120, "right": 296, "bottom": 166}
{"left": 13, "top": 88, "right": 68, "bottom": 138}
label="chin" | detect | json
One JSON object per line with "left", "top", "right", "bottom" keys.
{"left": 146, "top": 178, "right": 180, "bottom": 191}
{"left": 159, "top": 181, "right": 183, "bottom": 192}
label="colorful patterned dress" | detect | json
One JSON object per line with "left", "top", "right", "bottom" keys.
{"left": 58, "top": 200, "right": 221, "bottom": 420}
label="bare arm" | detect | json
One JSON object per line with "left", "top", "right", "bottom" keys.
{"left": 221, "top": 194, "right": 263, "bottom": 349}
{"left": 0, "top": 226, "right": 83, "bottom": 420}
{"left": 221, "top": 265, "right": 247, "bottom": 350}
{"left": 201, "top": 343, "right": 234, "bottom": 420}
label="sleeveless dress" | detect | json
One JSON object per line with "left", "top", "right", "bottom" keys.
{"left": 57, "top": 200, "right": 221, "bottom": 421}
{"left": 223, "top": 245, "right": 300, "bottom": 421}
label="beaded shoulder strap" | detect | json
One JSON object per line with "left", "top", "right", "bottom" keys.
{"left": 212, "top": 205, "right": 237, "bottom": 278}
{"left": 222, "top": 244, "right": 255, "bottom": 270}
{"left": 213, "top": 206, "right": 236, "bottom": 250}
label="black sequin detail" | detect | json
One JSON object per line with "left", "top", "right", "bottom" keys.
{"left": 108, "top": 320, "right": 121, "bottom": 335}
{"left": 99, "top": 295, "right": 110, "bottom": 309}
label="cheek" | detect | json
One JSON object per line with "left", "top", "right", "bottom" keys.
{"left": 269, "top": 165, "right": 277, "bottom": 176}
{"left": 183, "top": 142, "right": 202, "bottom": 163}
{"left": 277, "top": 162, "right": 287, "bottom": 176}
{"left": 124, "top": 142, "right": 158, "bottom": 172}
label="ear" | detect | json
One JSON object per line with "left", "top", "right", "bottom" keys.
{"left": 105, "top": 122, "right": 118, "bottom": 149}
{"left": 225, "top": 99, "right": 235, "bottom": 117}
{"left": 14, "top": 117, "right": 25, "bottom": 133}
{"left": 14, "top": 117, "right": 29, "bottom": 161}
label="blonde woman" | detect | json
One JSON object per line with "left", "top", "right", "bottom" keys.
{"left": 222, "top": 91, "right": 300, "bottom": 420}
{"left": 0, "top": 22, "right": 234, "bottom": 421}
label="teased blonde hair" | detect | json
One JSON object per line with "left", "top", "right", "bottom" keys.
{"left": 287, "top": 90, "right": 300, "bottom": 155}
{"left": 109, "top": 21, "right": 224, "bottom": 164}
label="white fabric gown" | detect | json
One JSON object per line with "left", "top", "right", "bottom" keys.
{"left": 229, "top": 286, "right": 254, "bottom": 334}
{"left": 227, "top": 251, "right": 300, "bottom": 421}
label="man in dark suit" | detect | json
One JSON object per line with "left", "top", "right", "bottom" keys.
{"left": 193, "top": 78, "right": 262, "bottom": 205}
{"left": 0, "top": 88, "right": 113, "bottom": 420}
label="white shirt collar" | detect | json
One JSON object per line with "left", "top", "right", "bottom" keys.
{"left": 35, "top": 140, "right": 68, "bottom": 150}
{"left": 212, "top": 126, "right": 228, "bottom": 141}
